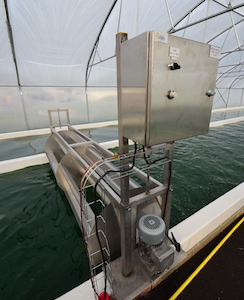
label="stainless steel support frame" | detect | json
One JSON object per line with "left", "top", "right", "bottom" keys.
{"left": 45, "top": 109, "right": 174, "bottom": 284}
{"left": 116, "top": 32, "right": 174, "bottom": 277}
{"left": 116, "top": 32, "right": 132, "bottom": 276}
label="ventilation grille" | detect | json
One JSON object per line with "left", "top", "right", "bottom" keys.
{"left": 143, "top": 215, "right": 161, "bottom": 230}
{"left": 138, "top": 214, "right": 165, "bottom": 245}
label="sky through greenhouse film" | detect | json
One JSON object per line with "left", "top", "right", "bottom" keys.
{"left": 0, "top": 1, "right": 244, "bottom": 133}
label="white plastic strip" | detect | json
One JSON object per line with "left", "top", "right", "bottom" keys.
{"left": 1, "top": 116, "right": 243, "bottom": 174}
{"left": 0, "top": 140, "right": 126, "bottom": 174}
{"left": 0, "top": 154, "right": 48, "bottom": 174}
{"left": 210, "top": 116, "right": 244, "bottom": 127}
{"left": 1, "top": 108, "right": 244, "bottom": 141}
{"left": 212, "top": 106, "right": 244, "bottom": 112}
{"left": 0, "top": 120, "right": 118, "bottom": 141}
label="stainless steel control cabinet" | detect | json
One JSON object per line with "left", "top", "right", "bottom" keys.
{"left": 119, "top": 31, "right": 220, "bottom": 146}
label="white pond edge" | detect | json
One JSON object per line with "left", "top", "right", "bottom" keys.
{"left": 1, "top": 116, "right": 244, "bottom": 175}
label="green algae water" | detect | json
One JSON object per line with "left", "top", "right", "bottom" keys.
{"left": 0, "top": 121, "right": 244, "bottom": 299}
{"left": 0, "top": 166, "right": 89, "bottom": 300}
{"left": 171, "top": 121, "right": 244, "bottom": 224}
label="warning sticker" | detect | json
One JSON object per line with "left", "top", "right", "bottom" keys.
{"left": 210, "top": 45, "right": 221, "bottom": 59}
{"left": 154, "top": 31, "right": 168, "bottom": 43}
{"left": 169, "top": 47, "right": 180, "bottom": 58}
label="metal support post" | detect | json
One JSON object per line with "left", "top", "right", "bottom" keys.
{"left": 116, "top": 32, "right": 132, "bottom": 276}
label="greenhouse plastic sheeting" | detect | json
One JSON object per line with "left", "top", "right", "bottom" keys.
{"left": 0, "top": 0, "right": 243, "bottom": 132}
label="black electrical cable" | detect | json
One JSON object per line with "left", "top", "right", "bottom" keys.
{"left": 93, "top": 142, "right": 137, "bottom": 296}
{"left": 142, "top": 145, "right": 169, "bottom": 165}
{"left": 142, "top": 146, "right": 178, "bottom": 250}
{"left": 162, "top": 159, "right": 173, "bottom": 229}
{"left": 161, "top": 159, "right": 181, "bottom": 251}
{"left": 166, "top": 231, "right": 181, "bottom": 252}
{"left": 142, "top": 146, "right": 171, "bottom": 212}
{"left": 125, "top": 141, "right": 137, "bottom": 171}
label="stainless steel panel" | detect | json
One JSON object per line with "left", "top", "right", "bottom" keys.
{"left": 119, "top": 31, "right": 219, "bottom": 146}
{"left": 120, "top": 32, "right": 149, "bottom": 145}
